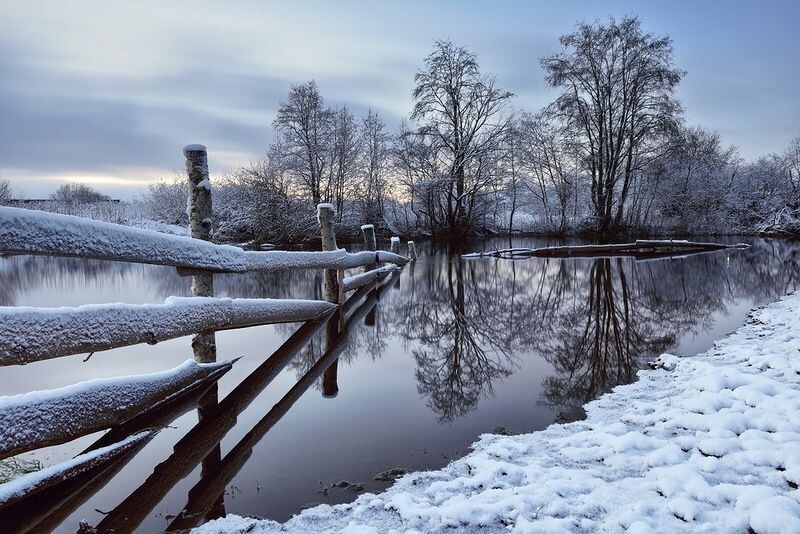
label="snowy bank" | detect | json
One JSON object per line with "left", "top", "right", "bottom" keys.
{"left": 195, "top": 292, "right": 800, "bottom": 533}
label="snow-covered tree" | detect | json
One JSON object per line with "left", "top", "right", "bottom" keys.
{"left": 541, "top": 16, "right": 683, "bottom": 234}
{"left": 273, "top": 81, "right": 334, "bottom": 205}
{"left": 407, "top": 40, "right": 514, "bottom": 238}
{"left": 359, "top": 109, "right": 390, "bottom": 225}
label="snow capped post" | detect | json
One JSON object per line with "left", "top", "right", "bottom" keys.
{"left": 361, "top": 224, "right": 377, "bottom": 253}
{"left": 390, "top": 236, "right": 400, "bottom": 255}
{"left": 184, "top": 144, "right": 216, "bottom": 362}
{"left": 361, "top": 223, "right": 377, "bottom": 275}
{"left": 317, "top": 203, "right": 340, "bottom": 302}
{"left": 407, "top": 240, "right": 418, "bottom": 261}
{"left": 317, "top": 203, "right": 341, "bottom": 398}
{"left": 184, "top": 144, "right": 213, "bottom": 242}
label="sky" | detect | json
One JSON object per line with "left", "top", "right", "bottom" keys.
{"left": 1, "top": 0, "right": 798, "bottom": 199}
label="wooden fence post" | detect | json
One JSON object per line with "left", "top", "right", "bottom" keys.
{"left": 361, "top": 224, "right": 377, "bottom": 252}
{"left": 184, "top": 144, "right": 221, "bottom": 480}
{"left": 318, "top": 203, "right": 341, "bottom": 398}
{"left": 390, "top": 236, "right": 400, "bottom": 255}
{"left": 184, "top": 144, "right": 216, "bottom": 362}
{"left": 407, "top": 240, "right": 418, "bottom": 261}
{"left": 317, "top": 204, "right": 340, "bottom": 303}
{"left": 184, "top": 144, "right": 213, "bottom": 242}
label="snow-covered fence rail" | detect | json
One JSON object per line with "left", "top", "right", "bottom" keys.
{"left": 92, "top": 311, "right": 336, "bottom": 530}
{"left": 0, "top": 297, "right": 336, "bottom": 366}
{"left": 342, "top": 265, "right": 400, "bottom": 292}
{"left": 96, "top": 272, "right": 395, "bottom": 532}
{"left": 0, "top": 360, "right": 232, "bottom": 459}
{"left": 0, "top": 206, "right": 408, "bottom": 273}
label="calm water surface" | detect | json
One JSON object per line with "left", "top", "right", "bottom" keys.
{"left": 1, "top": 237, "right": 799, "bottom": 532}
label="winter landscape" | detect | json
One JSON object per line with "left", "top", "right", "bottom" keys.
{"left": 1, "top": 2, "right": 799, "bottom": 533}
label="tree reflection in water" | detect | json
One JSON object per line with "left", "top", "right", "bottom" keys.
{"left": 388, "top": 240, "right": 800, "bottom": 423}
{"left": 396, "top": 259, "right": 519, "bottom": 422}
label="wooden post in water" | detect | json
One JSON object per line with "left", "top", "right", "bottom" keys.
{"left": 185, "top": 144, "right": 223, "bottom": 508}
{"left": 184, "top": 144, "right": 217, "bottom": 359}
{"left": 361, "top": 223, "right": 379, "bottom": 326}
{"left": 390, "top": 236, "right": 400, "bottom": 255}
{"left": 318, "top": 203, "right": 341, "bottom": 397}
{"left": 407, "top": 240, "right": 418, "bottom": 261}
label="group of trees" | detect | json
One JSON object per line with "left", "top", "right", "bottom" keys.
{"left": 10, "top": 16, "right": 794, "bottom": 243}
{"left": 178, "top": 15, "right": 791, "bottom": 243}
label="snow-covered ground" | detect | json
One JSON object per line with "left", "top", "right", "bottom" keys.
{"left": 195, "top": 292, "right": 800, "bottom": 533}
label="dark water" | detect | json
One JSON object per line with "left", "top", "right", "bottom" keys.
{"left": 1, "top": 237, "right": 799, "bottom": 532}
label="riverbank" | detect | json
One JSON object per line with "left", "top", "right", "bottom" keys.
{"left": 195, "top": 291, "right": 800, "bottom": 533}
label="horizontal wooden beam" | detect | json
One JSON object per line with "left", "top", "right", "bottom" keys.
{"left": 0, "top": 297, "right": 336, "bottom": 366}
{"left": 0, "top": 207, "right": 407, "bottom": 272}
{"left": 0, "top": 360, "right": 232, "bottom": 460}
{"left": 342, "top": 265, "right": 400, "bottom": 292}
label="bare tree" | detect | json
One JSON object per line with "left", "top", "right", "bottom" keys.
{"left": 409, "top": 40, "right": 513, "bottom": 238}
{"left": 273, "top": 81, "right": 333, "bottom": 204}
{"left": 360, "top": 109, "right": 390, "bottom": 224}
{"left": 541, "top": 16, "right": 683, "bottom": 234}
{"left": 518, "top": 111, "right": 578, "bottom": 233}
{"left": 325, "top": 105, "right": 361, "bottom": 221}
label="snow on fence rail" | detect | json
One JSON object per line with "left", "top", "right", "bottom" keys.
{"left": 342, "top": 265, "right": 400, "bottom": 292}
{"left": 0, "top": 359, "right": 231, "bottom": 459}
{"left": 0, "top": 297, "right": 336, "bottom": 366}
{"left": 0, "top": 206, "right": 408, "bottom": 272}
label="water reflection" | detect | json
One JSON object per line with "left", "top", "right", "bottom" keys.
{"left": 2, "top": 237, "right": 800, "bottom": 531}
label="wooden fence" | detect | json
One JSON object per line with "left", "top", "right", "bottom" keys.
{"left": 0, "top": 144, "right": 417, "bottom": 530}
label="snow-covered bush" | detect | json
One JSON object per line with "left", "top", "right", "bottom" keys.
{"left": 134, "top": 175, "right": 188, "bottom": 226}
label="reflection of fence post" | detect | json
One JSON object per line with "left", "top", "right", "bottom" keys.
{"left": 407, "top": 240, "right": 418, "bottom": 261}
{"left": 390, "top": 236, "right": 400, "bottom": 255}
{"left": 318, "top": 203, "right": 340, "bottom": 397}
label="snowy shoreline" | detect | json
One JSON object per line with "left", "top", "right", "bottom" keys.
{"left": 195, "top": 291, "right": 800, "bottom": 533}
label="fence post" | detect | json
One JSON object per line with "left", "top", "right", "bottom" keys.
{"left": 184, "top": 144, "right": 213, "bottom": 242}
{"left": 361, "top": 223, "right": 377, "bottom": 274}
{"left": 407, "top": 240, "right": 418, "bottom": 261}
{"left": 361, "top": 224, "right": 377, "bottom": 252}
{"left": 184, "top": 144, "right": 221, "bottom": 479}
{"left": 390, "top": 236, "right": 400, "bottom": 255}
{"left": 318, "top": 203, "right": 340, "bottom": 398}
{"left": 184, "top": 144, "right": 216, "bottom": 361}
{"left": 317, "top": 204, "right": 340, "bottom": 302}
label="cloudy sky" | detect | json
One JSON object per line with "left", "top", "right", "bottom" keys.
{"left": 1, "top": 0, "right": 798, "bottom": 199}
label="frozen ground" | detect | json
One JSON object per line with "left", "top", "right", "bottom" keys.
{"left": 195, "top": 292, "right": 800, "bottom": 533}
